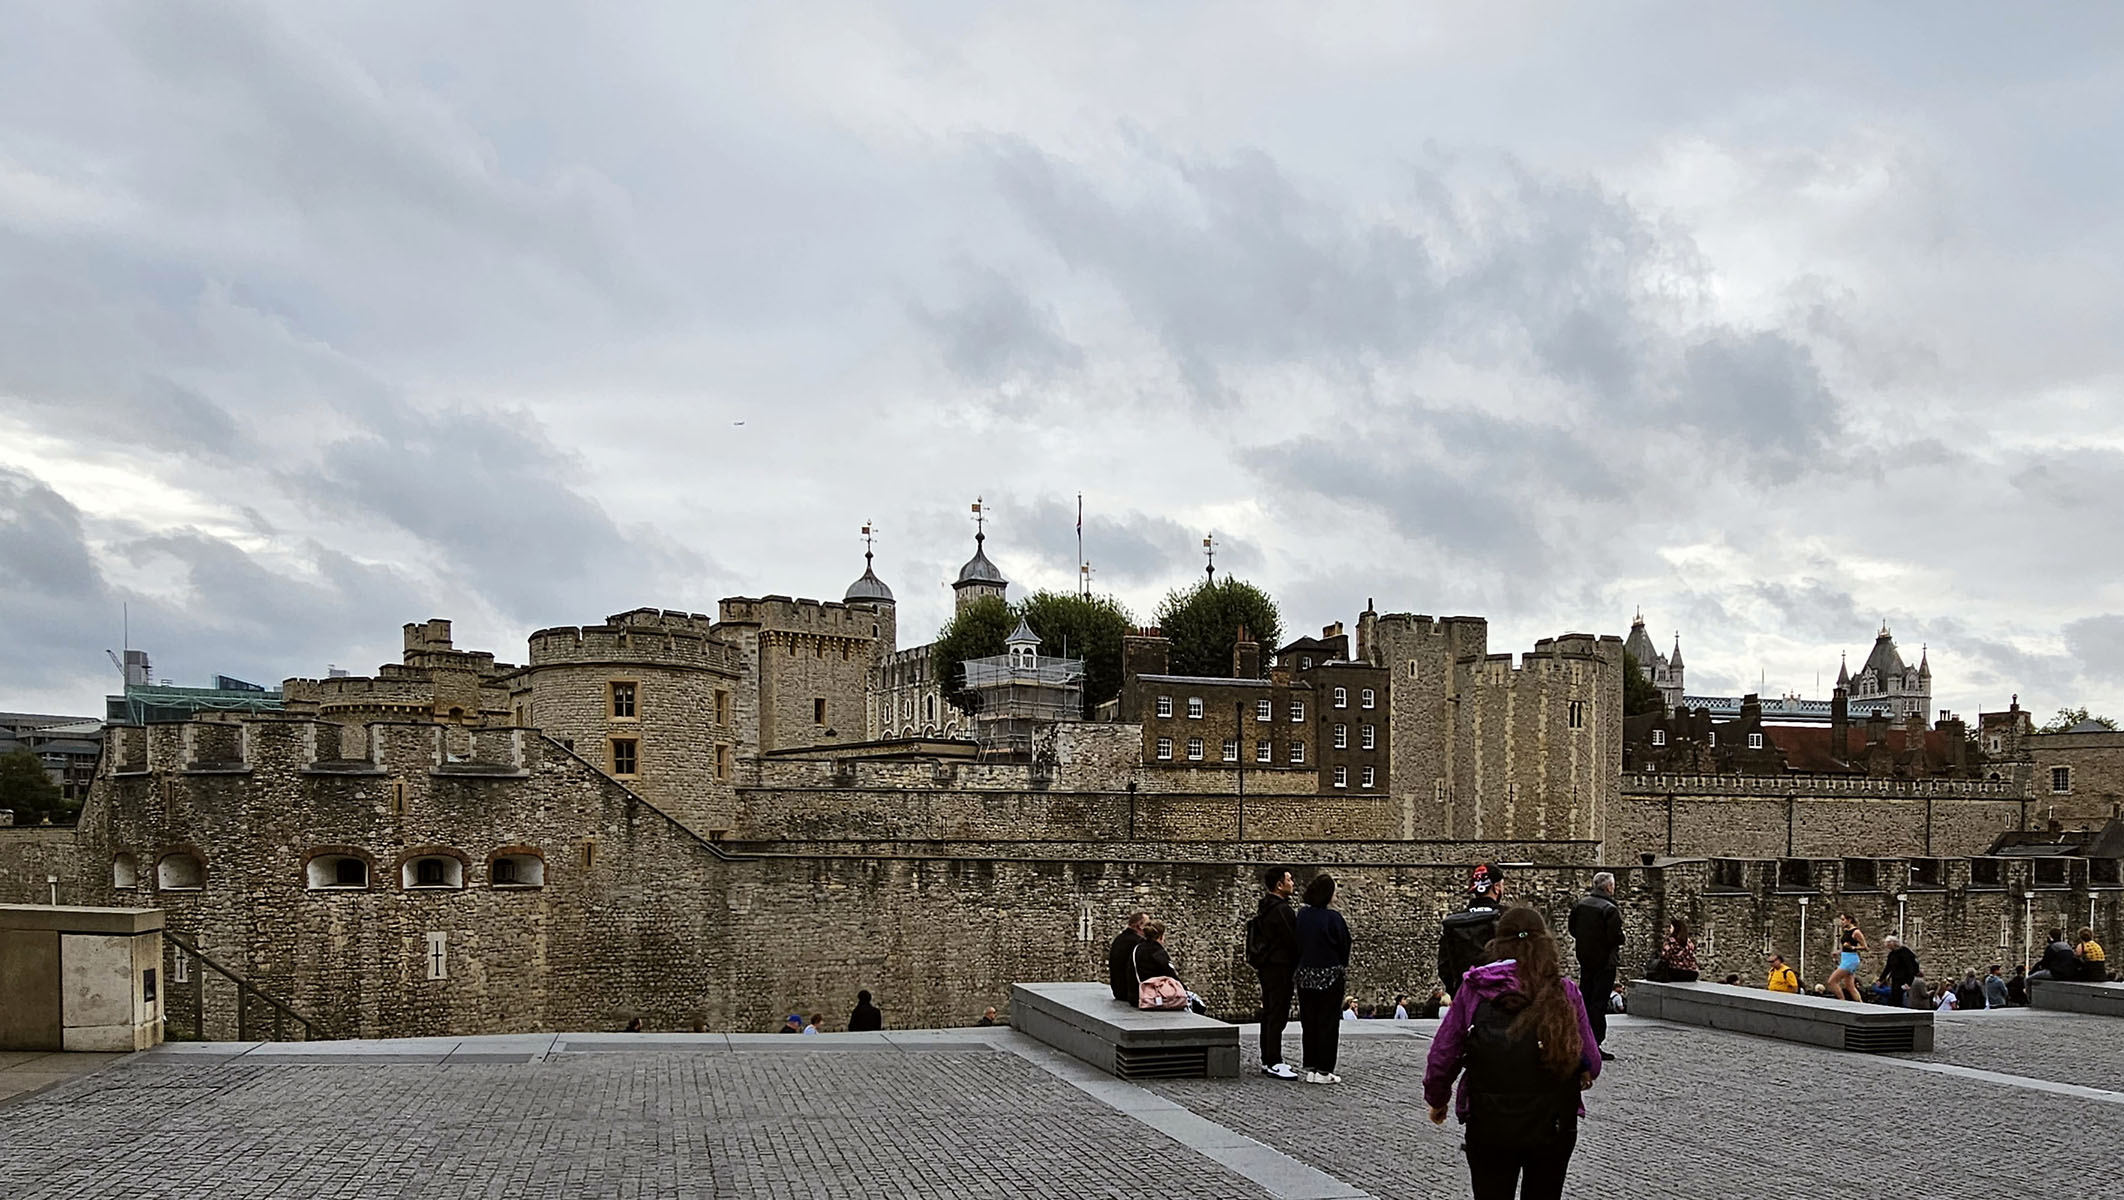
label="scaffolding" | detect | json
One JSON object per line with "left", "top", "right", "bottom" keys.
{"left": 959, "top": 651, "right": 1085, "bottom": 758}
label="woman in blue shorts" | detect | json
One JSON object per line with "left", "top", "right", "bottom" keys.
{"left": 1828, "top": 913, "right": 1866, "bottom": 1002}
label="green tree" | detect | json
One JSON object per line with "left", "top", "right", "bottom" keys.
{"left": 2039, "top": 706, "right": 2117, "bottom": 733}
{"left": 1621, "top": 649, "right": 1665, "bottom": 717}
{"left": 1154, "top": 578, "right": 1283, "bottom": 678}
{"left": 931, "top": 596, "right": 1017, "bottom": 714}
{"left": 1019, "top": 590, "right": 1136, "bottom": 717}
{"left": 0, "top": 748, "right": 68, "bottom": 826}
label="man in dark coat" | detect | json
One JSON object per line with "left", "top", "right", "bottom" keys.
{"left": 1438, "top": 862, "right": 1506, "bottom": 997}
{"left": 1250, "top": 867, "right": 1300, "bottom": 1079}
{"left": 1108, "top": 911, "right": 1149, "bottom": 1002}
{"left": 1567, "top": 871, "right": 1625, "bottom": 1060}
{"left": 1883, "top": 935, "right": 1921, "bottom": 1004}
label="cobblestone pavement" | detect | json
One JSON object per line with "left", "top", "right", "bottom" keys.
{"left": 5, "top": 1015, "right": 2123, "bottom": 1199}
{"left": 0, "top": 1040, "right": 1269, "bottom": 1200}
{"left": 1147, "top": 1014, "right": 2124, "bottom": 1196}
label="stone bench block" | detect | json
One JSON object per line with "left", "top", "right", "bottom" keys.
{"left": 2029, "top": 979, "right": 2124, "bottom": 1017}
{"left": 1010, "top": 982, "right": 1238, "bottom": 1080}
{"left": 1630, "top": 979, "right": 1933, "bottom": 1053}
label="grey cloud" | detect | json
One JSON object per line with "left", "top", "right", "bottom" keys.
{"left": 916, "top": 266, "right": 1082, "bottom": 385}
{"left": 300, "top": 405, "right": 712, "bottom": 624}
{"left": 2009, "top": 449, "right": 2124, "bottom": 512}
{"left": 1008, "top": 496, "right": 1258, "bottom": 590}
{"left": 1744, "top": 580, "right": 1867, "bottom": 644}
{"left": 1676, "top": 332, "right": 1841, "bottom": 482}
{"left": 2063, "top": 616, "right": 2124, "bottom": 683}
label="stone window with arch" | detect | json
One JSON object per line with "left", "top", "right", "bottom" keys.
{"left": 157, "top": 851, "right": 205, "bottom": 891}
{"left": 112, "top": 853, "right": 138, "bottom": 890}
{"left": 399, "top": 849, "right": 468, "bottom": 891}
{"left": 489, "top": 849, "right": 545, "bottom": 889}
{"left": 304, "top": 848, "right": 376, "bottom": 891}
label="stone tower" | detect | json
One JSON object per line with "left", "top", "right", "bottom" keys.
{"left": 842, "top": 530, "right": 897, "bottom": 658}
{"left": 1623, "top": 611, "right": 1685, "bottom": 712}
{"left": 952, "top": 505, "right": 1009, "bottom": 614}
{"left": 1848, "top": 624, "right": 1931, "bottom": 723}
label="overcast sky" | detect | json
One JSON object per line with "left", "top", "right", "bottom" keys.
{"left": 3, "top": 3, "right": 2122, "bottom": 724}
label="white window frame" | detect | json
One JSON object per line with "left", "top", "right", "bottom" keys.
{"left": 1155, "top": 737, "right": 1173, "bottom": 761}
{"left": 1333, "top": 765, "right": 1348, "bottom": 789}
{"left": 1361, "top": 766, "right": 1376, "bottom": 788}
{"left": 1290, "top": 741, "right": 1306, "bottom": 765}
{"left": 1361, "top": 688, "right": 1376, "bottom": 709}
{"left": 1156, "top": 696, "right": 1173, "bottom": 719}
{"left": 1256, "top": 698, "right": 1273, "bottom": 721}
{"left": 1708, "top": 731, "right": 1717, "bottom": 747}
{"left": 1187, "top": 737, "right": 1204, "bottom": 761}
{"left": 1290, "top": 701, "right": 1305, "bottom": 723}
{"left": 2052, "top": 766, "right": 2071, "bottom": 794}
{"left": 1333, "top": 687, "right": 1348, "bottom": 708}
{"left": 1333, "top": 724, "right": 1348, "bottom": 750}
{"left": 1222, "top": 739, "right": 1239, "bottom": 762}
{"left": 1748, "top": 732, "right": 1764, "bottom": 750}
{"left": 1256, "top": 740, "right": 1272, "bottom": 764}
{"left": 1361, "top": 725, "right": 1375, "bottom": 751}
{"left": 1651, "top": 729, "right": 1666, "bottom": 747}
{"left": 1186, "top": 697, "right": 1204, "bottom": 719}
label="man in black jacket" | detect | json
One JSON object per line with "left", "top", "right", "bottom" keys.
{"left": 2033, "top": 929, "right": 2079, "bottom": 980}
{"left": 1567, "top": 872, "right": 1624, "bottom": 1059}
{"left": 1438, "top": 862, "right": 1506, "bottom": 997}
{"left": 1108, "top": 911, "right": 1149, "bottom": 1002}
{"left": 1250, "top": 867, "right": 1299, "bottom": 1079}
{"left": 1883, "top": 935, "right": 1921, "bottom": 1003}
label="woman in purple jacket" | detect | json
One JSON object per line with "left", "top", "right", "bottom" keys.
{"left": 1423, "top": 905, "right": 1601, "bottom": 1200}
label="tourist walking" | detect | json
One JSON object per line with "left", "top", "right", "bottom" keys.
{"left": 1440, "top": 863, "right": 1507, "bottom": 996}
{"left": 1983, "top": 965, "right": 2010, "bottom": 1009}
{"left": 1295, "top": 872, "right": 1352, "bottom": 1085}
{"left": 1247, "top": 867, "right": 1301, "bottom": 1079}
{"left": 1567, "top": 872, "right": 1625, "bottom": 1061}
{"left": 1766, "top": 954, "right": 1800, "bottom": 993}
{"left": 1424, "top": 906, "right": 1602, "bottom": 1200}
{"left": 1882, "top": 935, "right": 1920, "bottom": 1005}
{"left": 1109, "top": 911, "right": 1150, "bottom": 1001}
{"left": 848, "top": 989, "right": 884, "bottom": 1032}
{"left": 1827, "top": 914, "right": 1867, "bottom": 1002}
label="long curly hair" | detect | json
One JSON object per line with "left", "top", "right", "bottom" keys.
{"left": 1481, "top": 905, "right": 1583, "bottom": 1076}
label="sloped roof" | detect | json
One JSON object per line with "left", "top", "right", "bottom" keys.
{"left": 1859, "top": 630, "right": 1906, "bottom": 680}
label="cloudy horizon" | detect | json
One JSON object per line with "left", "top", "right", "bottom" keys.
{"left": 3, "top": 3, "right": 2121, "bottom": 724}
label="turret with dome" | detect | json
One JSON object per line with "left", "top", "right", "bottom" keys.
{"left": 953, "top": 498, "right": 1010, "bottom": 613}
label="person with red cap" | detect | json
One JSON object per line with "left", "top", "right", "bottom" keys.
{"left": 1438, "top": 862, "right": 1506, "bottom": 997}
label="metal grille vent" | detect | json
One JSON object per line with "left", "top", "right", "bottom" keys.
{"left": 1115, "top": 1045, "right": 1210, "bottom": 1079}
{"left": 1843, "top": 1026, "right": 1916, "bottom": 1054}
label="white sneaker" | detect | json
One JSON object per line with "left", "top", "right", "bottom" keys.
{"left": 1302, "top": 1070, "right": 1341, "bottom": 1085}
{"left": 1262, "top": 1062, "right": 1300, "bottom": 1080}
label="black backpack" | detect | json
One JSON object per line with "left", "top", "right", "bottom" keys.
{"left": 1460, "top": 993, "right": 1578, "bottom": 1147}
{"left": 1439, "top": 906, "right": 1500, "bottom": 994}
{"left": 1243, "top": 913, "right": 1270, "bottom": 970}
{"left": 1954, "top": 979, "right": 1986, "bottom": 1010}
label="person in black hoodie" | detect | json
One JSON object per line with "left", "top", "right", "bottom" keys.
{"left": 847, "top": 990, "right": 883, "bottom": 1032}
{"left": 1439, "top": 862, "right": 1506, "bottom": 997}
{"left": 1249, "top": 867, "right": 1300, "bottom": 1079}
{"left": 1108, "top": 911, "right": 1149, "bottom": 1002}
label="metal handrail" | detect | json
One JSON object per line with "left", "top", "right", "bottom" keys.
{"left": 165, "top": 929, "right": 335, "bottom": 1041}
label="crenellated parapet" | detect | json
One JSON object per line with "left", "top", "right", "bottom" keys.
{"left": 527, "top": 616, "right": 743, "bottom": 674}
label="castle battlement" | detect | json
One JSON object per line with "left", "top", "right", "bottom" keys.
{"left": 718, "top": 595, "right": 883, "bottom": 634}
{"left": 526, "top": 623, "right": 744, "bottom": 672}
{"left": 102, "top": 716, "right": 537, "bottom": 777}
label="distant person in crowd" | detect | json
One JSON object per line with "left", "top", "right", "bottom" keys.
{"left": 1424, "top": 905, "right": 1603, "bottom": 1200}
{"left": 1606, "top": 981, "right": 1626, "bottom": 1014}
{"left": 1295, "top": 872, "right": 1353, "bottom": 1085}
{"left": 1954, "top": 969, "right": 1988, "bottom": 1012}
{"left": 623, "top": 1016, "right": 643, "bottom": 1033}
{"left": 691, "top": 1017, "right": 708, "bottom": 1033}
{"left": 1809, "top": 984, "right": 1828, "bottom": 997}
{"left": 848, "top": 990, "right": 884, "bottom": 1032}
{"left": 1652, "top": 919, "right": 1699, "bottom": 983}
{"left": 1721, "top": 973, "right": 1742, "bottom": 986}
{"left": 1905, "top": 973, "right": 1933, "bottom": 1011}
{"left": 1868, "top": 971, "right": 1896, "bottom": 1005}
{"left": 1132, "top": 922, "right": 1204, "bottom": 1012}
{"left": 1766, "top": 955, "right": 1800, "bottom": 994}
{"left": 975, "top": 1006, "right": 999, "bottom": 1027}
{"left": 1567, "top": 871, "right": 1625, "bottom": 1062}
{"left": 1440, "top": 863, "right": 1507, "bottom": 997}
{"left": 2034, "top": 930, "right": 2079, "bottom": 981}
{"left": 2006, "top": 964, "right": 2030, "bottom": 1006}
{"left": 803, "top": 1013, "right": 823, "bottom": 1035}
{"left": 1421, "top": 987, "right": 1447, "bottom": 1020}
{"left": 1109, "top": 911, "right": 1150, "bottom": 1002}
{"left": 1248, "top": 867, "right": 1301, "bottom": 1080}
{"left": 1394, "top": 993, "right": 1410, "bottom": 1020}
{"left": 1936, "top": 983, "right": 1959, "bottom": 1012}
{"left": 1827, "top": 914, "right": 1867, "bottom": 1002}
{"left": 1983, "top": 965, "right": 2010, "bottom": 1009}
{"left": 1343, "top": 998, "right": 1360, "bottom": 1022}
{"left": 1882, "top": 935, "right": 1920, "bottom": 1005}
{"left": 780, "top": 1014, "right": 804, "bottom": 1033}
{"left": 2075, "top": 928, "right": 2107, "bottom": 982}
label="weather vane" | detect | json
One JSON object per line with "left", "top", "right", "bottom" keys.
{"left": 1203, "top": 533, "right": 1216, "bottom": 582}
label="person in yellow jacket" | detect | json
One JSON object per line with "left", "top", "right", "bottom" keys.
{"left": 2076, "top": 928, "right": 2107, "bottom": 982}
{"left": 1766, "top": 953, "right": 1800, "bottom": 993}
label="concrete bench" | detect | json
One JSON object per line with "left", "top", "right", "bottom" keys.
{"left": 1010, "top": 982, "right": 1238, "bottom": 1080}
{"left": 2030, "top": 978, "right": 2124, "bottom": 1017}
{"left": 1629, "top": 979, "right": 1933, "bottom": 1053}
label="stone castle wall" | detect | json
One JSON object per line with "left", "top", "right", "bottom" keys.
{"left": 1613, "top": 775, "right": 2039, "bottom": 860}
{"left": 1452, "top": 636, "right": 1622, "bottom": 843}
